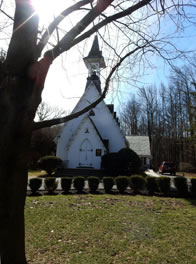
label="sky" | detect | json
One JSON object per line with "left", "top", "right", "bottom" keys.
{"left": 1, "top": 1, "right": 196, "bottom": 115}
{"left": 39, "top": 2, "right": 196, "bottom": 115}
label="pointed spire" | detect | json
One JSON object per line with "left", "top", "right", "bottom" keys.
{"left": 83, "top": 35, "right": 106, "bottom": 77}
{"left": 88, "top": 35, "right": 102, "bottom": 58}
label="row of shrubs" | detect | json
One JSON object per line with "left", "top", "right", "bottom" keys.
{"left": 29, "top": 175, "right": 196, "bottom": 197}
{"left": 37, "top": 148, "right": 142, "bottom": 178}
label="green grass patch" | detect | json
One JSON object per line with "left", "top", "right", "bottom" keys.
{"left": 28, "top": 170, "right": 47, "bottom": 178}
{"left": 25, "top": 195, "right": 196, "bottom": 264}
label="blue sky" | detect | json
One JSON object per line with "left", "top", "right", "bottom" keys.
{"left": 1, "top": 1, "right": 196, "bottom": 115}
{"left": 42, "top": 3, "right": 196, "bottom": 114}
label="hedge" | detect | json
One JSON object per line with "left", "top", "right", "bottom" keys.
{"left": 73, "top": 176, "right": 85, "bottom": 193}
{"left": 44, "top": 177, "right": 58, "bottom": 194}
{"left": 146, "top": 176, "right": 159, "bottom": 195}
{"left": 61, "top": 177, "right": 72, "bottom": 193}
{"left": 190, "top": 178, "right": 196, "bottom": 198}
{"left": 115, "top": 176, "right": 129, "bottom": 193}
{"left": 29, "top": 178, "right": 42, "bottom": 194}
{"left": 88, "top": 176, "right": 99, "bottom": 193}
{"left": 103, "top": 177, "right": 114, "bottom": 193}
{"left": 158, "top": 177, "right": 171, "bottom": 195}
{"left": 174, "top": 176, "right": 188, "bottom": 197}
{"left": 38, "top": 156, "right": 62, "bottom": 176}
{"left": 129, "top": 175, "right": 146, "bottom": 194}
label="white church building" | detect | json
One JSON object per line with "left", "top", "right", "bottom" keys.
{"left": 56, "top": 36, "right": 151, "bottom": 169}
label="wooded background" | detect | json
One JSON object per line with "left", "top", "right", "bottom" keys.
{"left": 121, "top": 62, "right": 196, "bottom": 171}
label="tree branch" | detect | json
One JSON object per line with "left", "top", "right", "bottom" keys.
{"left": 46, "top": 0, "right": 152, "bottom": 58}
{"left": 36, "top": 0, "right": 93, "bottom": 58}
{"left": 0, "top": 9, "right": 14, "bottom": 20}
{"left": 44, "top": 3, "right": 102, "bottom": 59}
{"left": 33, "top": 43, "right": 149, "bottom": 130}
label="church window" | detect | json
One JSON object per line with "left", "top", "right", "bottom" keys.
{"left": 89, "top": 110, "right": 95, "bottom": 116}
{"left": 96, "top": 149, "right": 102, "bottom": 156}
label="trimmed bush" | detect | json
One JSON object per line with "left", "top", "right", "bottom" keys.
{"left": 103, "top": 177, "right": 114, "bottom": 193}
{"left": 101, "top": 148, "right": 142, "bottom": 176}
{"left": 29, "top": 178, "right": 42, "bottom": 194}
{"left": 129, "top": 175, "right": 146, "bottom": 194}
{"left": 115, "top": 176, "right": 129, "bottom": 193}
{"left": 44, "top": 177, "right": 58, "bottom": 194}
{"left": 38, "top": 156, "right": 62, "bottom": 176}
{"left": 146, "top": 176, "right": 159, "bottom": 195}
{"left": 88, "top": 176, "right": 99, "bottom": 193}
{"left": 158, "top": 177, "right": 171, "bottom": 195}
{"left": 118, "top": 148, "right": 142, "bottom": 175}
{"left": 101, "top": 153, "right": 122, "bottom": 176}
{"left": 190, "top": 178, "right": 196, "bottom": 198}
{"left": 61, "top": 177, "right": 72, "bottom": 193}
{"left": 73, "top": 176, "right": 85, "bottom": 193}
{"left": 174, "top": 176, "right": 188, "bottom": 197}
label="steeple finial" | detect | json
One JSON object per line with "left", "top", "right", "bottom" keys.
{"left": 88, "top": 35, "right": 102, "bottom": 58}
{"left": 83, "top": 36, "right": 106, "bottom": 77}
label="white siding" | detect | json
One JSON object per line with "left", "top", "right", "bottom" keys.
{"left": 56, "top": 81, "right": 126, "bottom": 168}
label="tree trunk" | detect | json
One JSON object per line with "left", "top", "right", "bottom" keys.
{"left": 0, "top": 146, "right": 30, "bottom": 263}
{"left": 0, "top": 166, "right": 28, "bottom": 264}
{"left": 0, "top": 74, "right": 39, "bottom": 263}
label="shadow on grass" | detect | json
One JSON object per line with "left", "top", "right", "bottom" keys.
{"left": 73, "top": 190, "right": 88, "bottom": 195}
{"left": 185, "top": 197, "right": 196, "bottom": 206}
{"left": 89, "top": 190, "right": 103, "bottom": 195}
{"left": 44, "top": 192, "right": 59, "bottom": 196}
{"left": 28, "top": 192, "right": 42, "bottom": 197}
{"left": 62, "top": 191, "right": 73, "bottom": 195}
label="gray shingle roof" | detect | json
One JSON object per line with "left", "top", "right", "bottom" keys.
{"left": 126, "top": 136, "right": 151, "bottom": 157}
{"left": 87, "top": 35, "right": 102, "bottom": 58}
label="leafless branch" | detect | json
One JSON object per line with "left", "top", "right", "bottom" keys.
{"left": 33, "top": 43, "right": 149, "bottom": 130}
{"left": 0, "top": 8, "right": 13, "bottom": 20}
{"left": 36, "top": 0, "right": 93, "bottom": 58}
{"left": 44, "top": 0, "right": 153, "bottom": 59}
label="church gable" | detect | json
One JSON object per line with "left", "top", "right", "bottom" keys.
{"left": 71, "top": 82, "right": 126, "bottom": 153}
{"left": 66, "top": 117, "right": 107, "bottom": 168}
{"left": 72, "top": 79, "right": 101, "bottom": 114}
{"left": 56, "top": 82, "right": 102, "bottom": 161}
{"left": 56, "top": 36, "right": 126, "bottom": 169}
{"left": 89, "top": 99, "right": 126, "bottom": 152}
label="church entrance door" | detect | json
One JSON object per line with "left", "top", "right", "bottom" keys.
{"left": 79, "top": 139, "right": 93, "bottom": 167}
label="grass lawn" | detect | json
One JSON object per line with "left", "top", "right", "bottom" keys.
{"left": 28, "top": 170, "right": 47, "bottom": 178}
{"left": 25, "top": 195, "right": 196, "bottom": 264}
{"left": 176, "top": 172, "right": 196, "bottom": 178}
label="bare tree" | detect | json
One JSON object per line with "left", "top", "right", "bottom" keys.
{"left": 1, "top": 1, "right": 196, "bottom": 263}
{"left": 35, "top": 101, "right": 69, "bottom": 121}
{"left": 191, "top": 89, "right": 196, "bottom": 149}
{"left": 120, "top": 95, "right": 142, "bottom": 135}
{"left": 170, "top": 65, "right": 196, "bottom": 137}
{"left": 120, "top": 61, "right": 196, "bottom": 170}
{"left": 138, "top": 85, "right": 159, "bottom": 146}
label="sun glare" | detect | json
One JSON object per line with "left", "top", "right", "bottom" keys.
{"left": 32, "top": 0, "right": 70, "bottom": 23}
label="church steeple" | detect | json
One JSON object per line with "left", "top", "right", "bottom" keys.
{"left": 83, "top": 35, "right": 106, "bottom": 78}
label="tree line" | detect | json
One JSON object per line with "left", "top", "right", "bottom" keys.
{"left": 1, "top": 1, "right": 196, "bottom": 262}
{"left": 120, "top": 63, "right": 196, "bottom": 171}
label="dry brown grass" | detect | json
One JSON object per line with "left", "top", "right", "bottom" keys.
{"left": 177, "top": 172, "right": 196, "bottom": 178}
{"left": 28, "top": 170, "right": 47, "bottom": 179}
